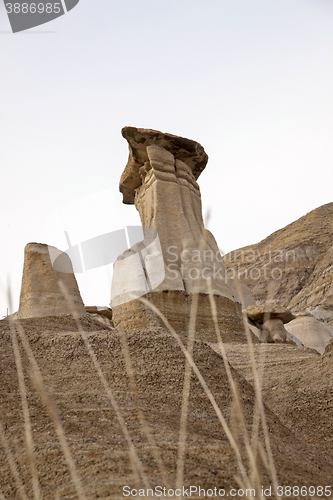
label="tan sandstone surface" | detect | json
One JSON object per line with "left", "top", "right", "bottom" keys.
{"left": 111, "top": 128, "right": 244, "bottom": 338}
{"left": 17, "top": 243, "right": 86, "bottom": 319}
{"left": 285, "top": 314, "right": 333, "bottom": 354}
{"left": 244, "top": 304, "right": 297, "bottom": 344}
{"left": 208, "top": 341, "right": 333, "bottom": 456}
{"left": 1, "top": 130, "right": 332, "bottom": 499}
{"left": 224, "top": 203, "right": 333, "bottom": 322}
{"left": 1, "top": 316, "right": 333, "bottom": 499}
{"left": 288, "top": 244, "right": 333, "bottom": 322}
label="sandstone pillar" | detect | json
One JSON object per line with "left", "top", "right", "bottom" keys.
{"left": 111, "top": 127, "right": 244, "bottom": 340}
{"left": 17, "top": 243, "right": 86, "bottom": 319}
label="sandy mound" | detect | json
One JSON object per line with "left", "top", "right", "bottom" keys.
{"left": 209, "top": 342, "right": 333, "bottom": 457}
{"left": 1, "top": 317, "right": 332, "bottom": 499}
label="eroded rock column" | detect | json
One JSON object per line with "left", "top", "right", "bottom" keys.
{"left": 17, "top": 243, "right": 86, "bottom": 319}
{"left": 111, "top": 127, "right": 244, "bottom": 339}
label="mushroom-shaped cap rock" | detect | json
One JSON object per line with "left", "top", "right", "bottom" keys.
{"left": 244, "top": 304, "right": 296, "bottom": 325}
{"left": 120, "top": 127, "right": 208, "bottom": 204}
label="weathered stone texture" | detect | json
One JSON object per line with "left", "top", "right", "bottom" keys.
{"left": 286, "top": 314, "right": 333, "bottom": 354}
{"left": 113, "top": 290, "right": 246, "bottom": 343}
{"left": 244, "top": 304, "right": 297, "bottom": 344}
{"left": 224, "top": 202, "right": 333, "bottom": 319}
{"left": 120, "top": 126, "right": 208, "bottom": 204}
{"left": 288, "top": 244, "right": 333, "bottom": 322}
{"left": 17, "top": 243, "right": 86, "bottom": 319}
{"left": 112, "top": 128, "right": 243, "bottom": 334}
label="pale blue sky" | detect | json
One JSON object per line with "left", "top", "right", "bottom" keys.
{"left": 1, "top": 0, "right": 333, "bottom": 314}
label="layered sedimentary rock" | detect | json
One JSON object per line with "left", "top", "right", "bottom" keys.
{"left": 288, "top": 244, "right": 333, "bottom": 323}
{"left": 224, "top": 203, "right": 333, "bottom": 317}
{"left": 111, "top": 127, "right": 244, "bottom": 338}
{"left": 17, "top": 243, "right": 86, "bottom": 319}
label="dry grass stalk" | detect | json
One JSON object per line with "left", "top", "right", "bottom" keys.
{"left": 207, "top": 279, "right": 263, "bottom": 499}
{"left": 258, "top": 441, "right": 270, "bottom": 473}
{"left": 0, "top": 422, "right": 28, "bottom": 500}
{"left": 241, "top": 311, "right": 279, "bottom": 496}
{"left": 14, "top": 321, "right": 87, "bottom": 500}
{"left": 118, "top": 329, "right": 171, "bottom": 488}
{"left": 9, "top": 321, "right": 42, "bottom": 500}
{"left": 176, "top": 216, "right": 211, "bottom": 490}
{"left": 57, "top": 280, "right": 150, "bottom": 490}
{"left": 139, "top": 296, "right": 251, "bottom": 489}
{"left": 249, "top": 348, "right": 266, "bottom": 484}
{"left": 231, "top": 275, "right": 279, "bottom": 497}
{"left": 3, "top": 282, "right": 37, "bottom": 500}
{"left": 175, "top": 290, "right": 199, "bottom": 490}
{"left": 231, "top": 278, "right": 270, "bottom": 485}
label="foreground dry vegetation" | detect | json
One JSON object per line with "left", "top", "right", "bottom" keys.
{"left": 1, "top": 130, "right": 332, "bottom": 499}
{"left": 0, "top": 312, "right": 332, "bottom": 499}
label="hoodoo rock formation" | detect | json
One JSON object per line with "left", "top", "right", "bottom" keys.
{"left": 17, "top": 243, "right": 86, "bottom": 319}
{"left": 111, "top": 127, "right": 244, "bottom": 338}
{"left": 244, "top": 304, "right": 297, "bottom": 344}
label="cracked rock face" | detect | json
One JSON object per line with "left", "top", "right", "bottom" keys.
{"left": 111, "top": 128, "right": 243, "bottom": 335}
{"left": 17, "top": 243, "right": 86, "bottom": 319}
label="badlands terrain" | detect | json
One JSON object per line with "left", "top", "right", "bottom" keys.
{"left": 0, "top": 205, "right": 332, "bottom": 500}
{"left": 224, "top": 202, "right": 333, "bottom": 321}
{"left": 0, "top": 127, "right": 332, "bottom": 499}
